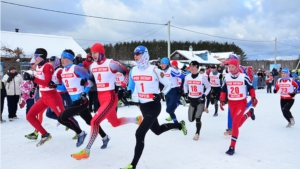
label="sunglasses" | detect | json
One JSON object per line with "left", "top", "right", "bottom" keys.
{"left": 134, "top": 52, "right": 142, "bottom": 56}
{"left": 34, "top": 54, "right": 43, "bottom": 58}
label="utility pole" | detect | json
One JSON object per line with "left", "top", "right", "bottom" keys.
{"left": 274, "top": 38, "right": 277, "bottom": 64}
{"left": 296, "top": 55, "right": 300, "bottom": 70}
{"left": 167, "top": 20, "right": 171, "bottom": 59}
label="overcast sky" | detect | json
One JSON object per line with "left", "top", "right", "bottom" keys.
{"left": 1, "top": 0, "right": 300, "bottom": 60}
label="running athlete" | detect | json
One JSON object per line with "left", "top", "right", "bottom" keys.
{"left": 222, "top": 64, "right": 233, "bottom": 136}
{"left": 56, "top": 49, "right": 110, "bottom": 148}
{"left": 220, "top": 58, "right": 258, "bottom": 155}
{"left": 44, "top": 56, "right": 79, "bottom": 139}
{"left": 184, "top": 61, "right": 211, "bottom": 140}
{"left": 23, "top": 48, "right": 66, "bottom": 147}
{"left": 273, "top": 68, "right": 298, "bottom": 127}
{"left": 171, "top": 60, "right": 186, "bottom": 106}
{"left": 71, "top": 43, "right": 142, "bottom": 160}
{"left": 115, "top": 71, "right": 129, "bottom": 106}
{"left": 208, "top": 65, "right": 223, "bottom": 117}
{"left": 121, "top": 45, "right": 187, "bottom": 169}
{"left": 160, "top": 57, "right": 185, "bottom": 123}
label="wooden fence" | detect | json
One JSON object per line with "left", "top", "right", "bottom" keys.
{"left": 243, "top": 59, "right": 300, "bottom": 71}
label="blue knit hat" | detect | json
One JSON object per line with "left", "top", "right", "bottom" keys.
{"left": 160, "top": 57, "right": 169, "bottom": 65}
{"left": 281, "top": 68, "right": 289, "bottom": 74}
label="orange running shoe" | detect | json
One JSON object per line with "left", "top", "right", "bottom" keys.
{"left": 136, "top": 115, "right": 143, "bottom": 126}
{"left": 71, "top": 149, "right": 90, "bottom": 160}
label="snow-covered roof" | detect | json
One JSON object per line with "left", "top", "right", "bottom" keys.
{"left": 210, "top": 52, "right": 235, "bottom": 60}
{"left": 170, "top": 50, "right": 221, "bottom": 64}
{"left": 1, "top": 31, "right": 87, "bottom": 58}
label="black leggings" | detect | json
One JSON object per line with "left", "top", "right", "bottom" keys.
{"left": 280, "top": 99, "right": 294, "bottom": 123}
{"left": 131, "top": 101, "right": 181, "bottom": 168}
{"left": 58, "top": 100, "right": 106, "bottom": 137}
{"left": 88, "top": 91, "right": 100, "bottom": 113}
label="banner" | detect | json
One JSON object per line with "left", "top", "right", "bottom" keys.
{"left": 270, "top": 64, "right": 281, "bottom": 71}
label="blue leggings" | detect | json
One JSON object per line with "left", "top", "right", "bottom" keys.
{"left": 165, "top": 87, "right": 180, "bottom": 123}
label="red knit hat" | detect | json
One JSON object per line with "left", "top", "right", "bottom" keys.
{"left": 91, "top": 43, "right": 105, "bottom": 54}
{"left": 171, "top": 60, "right": 178, "bottom": 67}
{"left": 226, "top": 59, "right": 240, "bottom": 74}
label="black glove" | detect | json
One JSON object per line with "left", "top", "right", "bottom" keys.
{"left": 184, "top": 93, "right": 189, "bottom": 101}
{"left": 289, "top": 92, "right": 296, "bottom": 97}
{"left": 23, "top": 72, "right": 35, "bottom": 81}
{"left": 29, "top": 88, "right": 36, "bottom": 98}
{"left": 79, "top": 92, "right": 87, "bottom": 105}
{"left": 273, "top": 89, "right": 277, "bottom": 94}
{"left": 124, "top": 90, "right": 132, "bottom": 98}
{"left": 48, "top": 81, "right": 57, "bottom": 88}
{"left": 160, "top": 92, "right": 166, "bottom": 102}
{"left": 178, "top": 89, "right": 183, "bottom": 96}
{"left": 153, "top": 93, "right": 162, "bottom": 103}
{"left": 80, "top": 78, "right": 87, "bottom": 86}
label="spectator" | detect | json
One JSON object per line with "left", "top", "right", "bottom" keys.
{"left": 253, "top": 70, "right": 258, "bottom": 90}
{"left": 278, "top": 67, "right": 282, "bottom": 76}
{"left": 82, "top": 54, "right": 93, "bottom": 70}
{"left": 1, "top": 75, "right": 7, "bottom": 123}
{"left": 155, "top": 57, "right": 162, "bottom": 70}
{"left": 2, "top": 66, "right": 23, "bottom": 121}
{"left": 272, "top": 68, "right": 278, "bottom": 77}
{"left": 74, "top": 54, "right": 83, "bottom": 65}
{"left": 21, "top": 64, "right": 36, "bottom": 115}
{"left": 257, "top": 69, "right": 265, "bottom": 78}
{"left": 265, "top": 71, "right": 273, "bottom": 93}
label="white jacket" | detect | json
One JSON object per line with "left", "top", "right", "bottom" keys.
{"left": 2, "top": 73, "right": 23, "bottom": 96}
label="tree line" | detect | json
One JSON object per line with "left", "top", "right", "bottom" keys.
{"left": 85, "top": 39, "right": 247, "bottom": 64}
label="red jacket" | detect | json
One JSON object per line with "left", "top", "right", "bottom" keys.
{"left": 266, "top": 75, "right": 273, "bottom": 83}
{"left": 82, "top": 54, "right": 93, "bottom": 70}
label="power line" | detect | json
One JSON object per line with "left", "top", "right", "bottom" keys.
{"left": 118, "top": 25, "right": 166, "bottom": 42}
{"left": 170, "top": 25, "right": 274, "bottom": 42}
{"left": 3, "top": 1, "right": 286, "bottom": 44}
{"left": 74, "top": 25, "right": 166, "bottom": 43}
{"left": 74, "top": 38, "right": 116, "bottom": 43}
{"left": 1, "top": 1, "right": 165, "bottom": 26}
{"left": 247, "top": 47, "right": 300, "bottom": 56}
{"left": 277, "top": 41, "right": 300, "bottom": 48}
{"left": 141, "top": 26, "right": 166, "bottom": 40}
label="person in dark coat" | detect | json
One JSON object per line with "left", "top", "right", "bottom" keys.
{"left": 1, "top": 75, "right": 7, "bottom": 123}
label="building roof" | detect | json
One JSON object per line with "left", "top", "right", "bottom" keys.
{"left": 170, "top": 50, "right": 222, "bottom": 64}
{"left": 210, "top": 51, "right": 235, "bottom": 61}
{"left": 1, "top": 31, "right": 87, "bottom": 58}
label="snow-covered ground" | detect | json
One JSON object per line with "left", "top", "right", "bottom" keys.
{"left": 1, "top": 89, "right": 299, "bottom": 169}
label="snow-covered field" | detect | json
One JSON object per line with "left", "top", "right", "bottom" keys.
{"left": 1, "top": 89, "right": 299, "bottom": 169}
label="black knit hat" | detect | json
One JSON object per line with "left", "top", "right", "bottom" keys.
{"left": 9, "top": 66, "right": 17, "bottom": 71}
{"left": 189, "top": 61, "right": 200, "bottom": 69}
{"left": 34, "top": 48, "right": 47, "bottom": 60}
{"left": 210, "top": 65, "right": 216, "bottom": 69}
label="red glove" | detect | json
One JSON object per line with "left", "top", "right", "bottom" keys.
{"left": 251, "top": 97, "right": 258, "bottom": 107}
{"left": 220, "top": 101, "right": 226, "bottom": 111}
